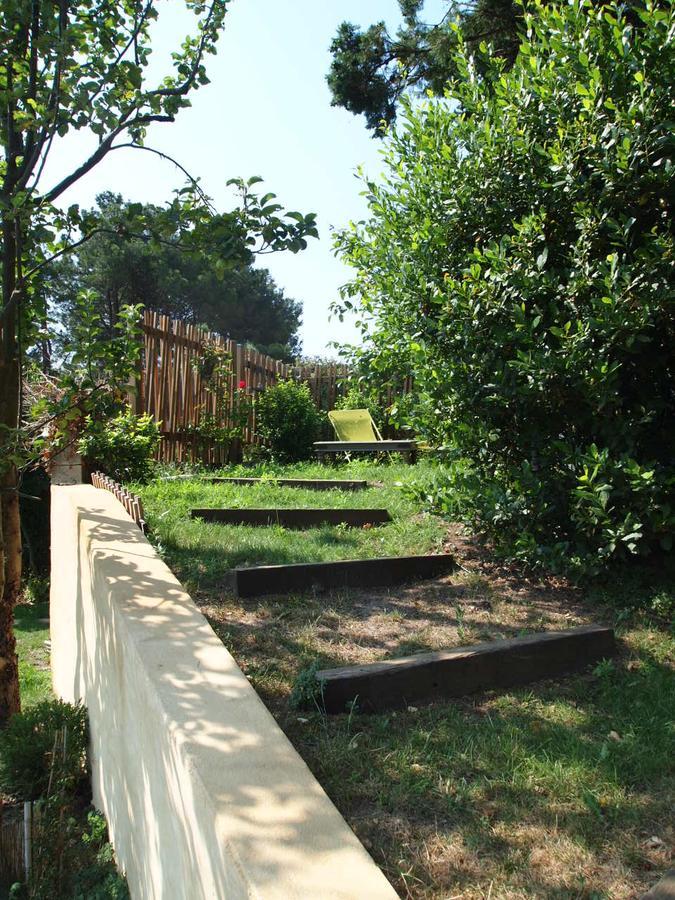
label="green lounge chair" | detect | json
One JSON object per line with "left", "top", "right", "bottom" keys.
{"left": 314, "top": 409, "right": 417, "bottom": 463}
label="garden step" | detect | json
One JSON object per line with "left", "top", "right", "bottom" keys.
{"left": 191, "top": 508, "right": 391, "bottom": 527}
{"left": 228, "top": 553, "right": 456, "bottom": 598}
{"left": 314, "top": 625, "right": 616, "bottom": 713}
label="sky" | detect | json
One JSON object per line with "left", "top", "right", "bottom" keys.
{"left": 41, "top": 0, "right": 447, "bottom": 357}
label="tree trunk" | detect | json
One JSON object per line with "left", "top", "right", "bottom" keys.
{"left": 0, "top": 402, "right": 22, "bottom": 725}
{"left": 0, "top": 201, "right": 23, "bottom": 723}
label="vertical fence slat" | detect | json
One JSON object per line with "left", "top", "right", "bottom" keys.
{"left": 138, "top": 313, "right": 413, "bottom": 463}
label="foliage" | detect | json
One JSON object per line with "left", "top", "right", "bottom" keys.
{"left": 335, "top": 0, "right": 675, "bottom": 574}
{"left": 254, "top": 380, "right": 323, "bottom": 462}
{"left": 334, "top": 382, "right": 385, "bottom": 432}
{"left": 31, "top": 295, "right": 144, "bottom": 462}
{"left": 78, "top": 408, "right": 160, "bottom": 484}
{"left": 69, "top": 811, "right": 131, "bottom": 900}
{"left": 0, "top": 0, "right": 315, "bottom": 722}
{"left": 44, "top": 194, "right": 304, "bottom": 365}
{"left": 289, "top": 661, "right": 325, "bottom": 711}
{"left": 13, "top": 804, "right": 130, "bottom": 900}
{"left": 0, "top": 700, "right": 127, "bottom": 898}
{"left": 183, "top": 339, "right": 252, "bottom": 462}
{"left": 0, "top": 699, "right": 88, "bottom": 801}
{"left": 328, "top": 0, "right": 520, "bottom": 132}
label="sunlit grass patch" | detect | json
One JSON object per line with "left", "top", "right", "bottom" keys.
{"left": 15, "top": 598, "right": 52, "bottom": 707}
{"left": 136, "top": 459, "right": 447, "bottom": 592}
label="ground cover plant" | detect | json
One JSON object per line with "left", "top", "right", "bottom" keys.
{"left": 135, "top": 459, "right": 447, "bottom": 592}
{"left": 138, "top": 461, "right": 673, "bottom": 898}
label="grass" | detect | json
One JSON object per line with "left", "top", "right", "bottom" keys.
{"left": 15, "top": 584, "right": 52, "bottom": 708}
{"left": 137, "top": 460, "right": 674, "bottom": 898}
{"left": 1, "top": 586, "right": 51, "bottom": 897}
{"left": 281, "top": 627, "right": 673, "bottom": 899}
{"left": 136, "top": 459, "right": 447, "bottom": 593}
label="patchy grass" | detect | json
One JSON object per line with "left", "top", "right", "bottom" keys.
{"left": 136, "top": 459, "right": 447, "bottom": 593}
{"left": 279, "top": 630, "right": 673, "bottom": 899}
{"left": 15, "top": 594, "right": 51, "bottom": 708}
{"left": 141, "top": 462, "right": 674, "bottom": 898}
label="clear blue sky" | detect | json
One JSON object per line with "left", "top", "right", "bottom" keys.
{"left": 44, "top": 1, "right": 446, "bottom": 356}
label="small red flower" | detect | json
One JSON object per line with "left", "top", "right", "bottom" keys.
{"left": 238, "top": 380, "right": 247, "bottom": 389}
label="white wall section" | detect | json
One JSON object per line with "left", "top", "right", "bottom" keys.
{"left": 50, "top": 484, "right": 396, "bottom": 900}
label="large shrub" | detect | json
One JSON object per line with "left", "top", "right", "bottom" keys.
{"left": 255, "top": 380, "right": 323, "bottom": 461}
{"left": 336, "top": 0, "right": 674, "bottom": 573}
{"left": 78, "top": 407, "right": 160, "bottom": 484}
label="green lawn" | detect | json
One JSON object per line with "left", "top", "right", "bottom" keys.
{"left": 136, "top": 459, "right": 447, "bottom": 593}
{"left": 15, "top": 597, "right": 51, "bottom": 707}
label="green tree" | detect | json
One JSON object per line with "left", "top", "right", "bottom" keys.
{"left": 335, "top": 0, "right": 674, "bottom": 572}
{"left": 46, "top": 194, "right": 304, "bottom": 363}
{"left": 328, "top": 0, "right": 521, "bottom": 133}
{"left": 0, "top": 1, "right": 317, "bottom": 722}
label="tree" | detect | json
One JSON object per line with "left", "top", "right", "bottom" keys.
{"left": 46, "top": 194, "right": 304, "bottom": 363}
{"left": 327, "top": 0, "right": 521, "bottom": 133}
{"left": 334, "top": 0, "right": 674, "bottom": 572}
{"left": 0, "top": 1, "right": 317, "bottom": 722}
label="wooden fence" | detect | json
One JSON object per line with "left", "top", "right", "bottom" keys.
{"left": 137, "top": 311, "right": 356, "bottom": 463}
{"left": 91, "top": 472, "right": 148, "bottom": 534}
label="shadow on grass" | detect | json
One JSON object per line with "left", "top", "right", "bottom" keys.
{"left": 159, "top": 522, "right": 414, "bottom": 593}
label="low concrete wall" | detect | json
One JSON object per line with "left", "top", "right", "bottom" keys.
{"left": 50, "top": 485, "right": 396, "bottom": 900}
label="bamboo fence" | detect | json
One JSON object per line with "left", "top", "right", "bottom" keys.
{"left": 136, "top": 311, "right": 411, "bottom": 463}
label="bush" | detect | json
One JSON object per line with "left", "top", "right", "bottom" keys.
{"left": 78, "top": 407, "right": 160, "bottom": 484}
{"left": 255, "top": 380, "right": 323, "bottom": 461}
{"left": 22, "top": 807, "right": 130, "bottom": 900}
{"left": 335, "top": 383, "right": 385, "bottom": 432}
{"left": 336, "top": 0, "right": 675, "bottom": 574}
{"left": 0, "top": 700, "right": 88, "bottom": 801}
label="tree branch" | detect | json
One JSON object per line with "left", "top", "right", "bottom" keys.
{"left": 16, "top": 0, "right": 67, "bottom": 192}
{"left": 42, "top": 114, "right": 174, "bottom": 205}
{"left": 147, "top": 1, "right": 219, "bottom": 98}
{"left": 111, "top": 142, "right": 216, "bottom": 213}
{"left": 84, "top": 0, "right": 155, "bottom": 109}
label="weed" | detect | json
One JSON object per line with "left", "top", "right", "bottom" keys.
{"left": 289, "top": 661, "right": 325, "bottom": 711}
